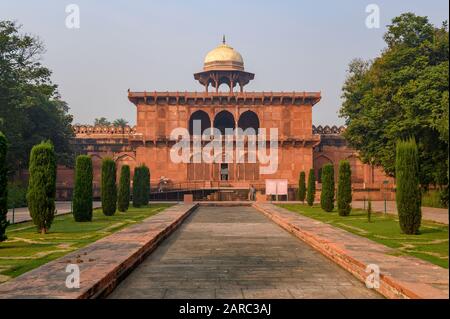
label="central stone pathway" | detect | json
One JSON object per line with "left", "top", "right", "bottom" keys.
{"left": 108, "top": 206, "right": 381, "bottom": 299}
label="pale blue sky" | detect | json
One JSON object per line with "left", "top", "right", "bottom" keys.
{"left": 1, "top": 0, "right": 448, "bottom": 125}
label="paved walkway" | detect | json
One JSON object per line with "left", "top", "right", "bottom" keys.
{"left": 351, "top": 201, "right": 448, "bottom": 225}
{"left": 7, "top": 201, "right": 101, "bottom": 224}
{"left": 255, "top": 203, "right": 449, "bottom": 299}
{"left": 109, "top": 206, "right": 380, "bottom": 299}
{"left": 0, "top": 204, "right": 196, "bottom": 298}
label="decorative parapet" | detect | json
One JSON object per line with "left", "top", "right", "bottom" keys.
{"left": 73, "top": 125, "right": 137, "bottom": 136}
{"left": 312, "top": 125, "right": 346, "bottom": 135}
{"left": 128, "top": 91, "right": 322, "bottom": 107}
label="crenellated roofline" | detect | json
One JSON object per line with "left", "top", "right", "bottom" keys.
{"left": 312, "top": 125, "right": 346, "bottom": 135}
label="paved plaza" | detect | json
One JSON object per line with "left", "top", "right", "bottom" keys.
{"left": 109, "top": 206, "right": 381, "bottom": 299}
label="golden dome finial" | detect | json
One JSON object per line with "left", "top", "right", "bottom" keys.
{"left": 222, "top": 35, "right": 226, "bottom": 45}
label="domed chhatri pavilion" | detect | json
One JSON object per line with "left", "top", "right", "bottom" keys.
{"left": 69, "top": 39, "right": 393, "bottom": 201}
{"left": 194, "top": 37, "right": 255, "bottom": 93}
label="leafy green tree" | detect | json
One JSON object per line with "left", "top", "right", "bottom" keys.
{"left": 72, "top": 155, "right": 93, "bottom": 222}
{"left": 0, "top": 21, "right": 74, "bottom": 176}
{"left": 118, "top": 165, "right": 130, "bottom": 212}
{"left": 298, "top": 171, "right": 306, "bottom": 202}
{"left": 306, "top": 169, "right": 316, "bottom": 206}
{"left": 337, "top": 160, "right": 352, "bottom": 216}
{"left": 101, "top": 158, "right": 116, "bottom": 216}
{"left": 94, "top": 117, "right": 111, "bottom": 126}
{"left": 113, "top": 118, "right": 129, "bottom": 128}
{"left": 0, "top": 132, "right": 8, "bottom": 241}
{"left": 132, "top": 166, "right": 143, "bottom": 207}
{"left": 26, "top": 141, "right": 56, "bottom": 234}
{"left": 396, "top": 138, "right": 422, "bottom": 234}
{"left": 340, "top": 13, "right": 449, "bottom": 188}
{"left": 320, "top": 164, "right": 335, "bottom": 212}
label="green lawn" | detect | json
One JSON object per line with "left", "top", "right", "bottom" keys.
{"left": 278, "top": 204, "right": 449, "bottom": 269}
{"left": 0, "top": 204, "right": 173, "bottom": 282}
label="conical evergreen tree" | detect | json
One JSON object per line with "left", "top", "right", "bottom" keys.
{"left": 337, "top": 160, "right": 352, "bottom": 216}
{"left": 27, "top": 141, "right": 57, "bottom": 234}
{"left": 101, "top": 158, "right": 117, "bottom": 216}
{"left": 72, "top": 155, "right": 93, "bottom": 221}
{"left": 306, "top": 169, "right": 316, "bottom": 206}
{"left": 133, "top": 166, "right": 143, "bottom": 207}
{"left": 298, "top": 171, "right": 306, "bottom": 202}
{"left": 320, "top": 164, "right": 335, "bottom": 212}
{"left": 118, "top": 165, "right": 130, "bottom": 212}
{"left": 0, "top": 132, "right": 8, "bottom": 241}
{"left": 396, "top": 138, "right": 421, "bottom": 234}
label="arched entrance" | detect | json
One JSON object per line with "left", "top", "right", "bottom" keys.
{"left": 189, "top": 110, "right": 211, "bottom": 135}
{"left": 238, "top": 110, "right": 259, "bottom": 133}
{"left": 213, "top": 111, "right": 235, "bottom": 135}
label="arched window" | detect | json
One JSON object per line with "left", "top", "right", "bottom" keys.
{"left": 238, "top": 111, "right": 259, "bottom": 133}
{"left": 213, "top": 111, "right": 235, "bottom": 135}
{"left": 189, "top": 110, "right": 211, "bottom": 135}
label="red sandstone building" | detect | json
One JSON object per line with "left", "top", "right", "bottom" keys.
{"left": 66, "top": 40, "right": 393, "bottom": 201}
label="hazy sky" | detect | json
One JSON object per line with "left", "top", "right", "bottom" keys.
{"left": 1, "top": 0, "right": 448, "bottom": 126}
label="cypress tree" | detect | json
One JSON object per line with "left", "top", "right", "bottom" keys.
{"left": 337, "top": 160, "right": 352, "bottom": 216}
{"left": 306, "top": 169, "right": 316, "bottom": 206}
{"left": 27, "top": 141, "right": 57, "bottom": 234}
{"left": 396, "top": 138, "right": 421, "bottom": 234}
{"left": 298, "top": 171, "right": 306, "bottom": 202}
{"left": 72, "top": 155, "right": 93, "bottom": 222}
{"left": 141, "top": 165, "right": 150, "bottom": 206}
{"left": 101, "top": 158, "right": 117, "bottom": 216}
{"left": 133, "top": 166, "right": 143, "bottom": 207}
{"left": 118, "top": 165, "right": 131, "bottom": 212}
{"left": 320, "top": 164, "right": 335, "bottom": 212}
{"left": 0, "top": 132, "right": 8, "bottom": 241}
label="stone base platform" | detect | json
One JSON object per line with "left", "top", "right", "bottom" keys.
{"left": 0, "top": 203, "right": 198, "bottom": 299}
{"left": 252, "top": 203, "right": 449, "bottom": 299}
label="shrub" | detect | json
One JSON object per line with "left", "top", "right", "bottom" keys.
{"left": 396, "top": 138, "right": 421, "bottom": 234}
{"left": 101, "top": 158, "right": 117, "bottom": 216}
{"left": 132, "top": 166, "right": 143, "bottom": 207}
{"left": 298, "top": 171, "right": 306, "bottom": 202}
{"left": 0, "top": 132, "right": 8, "bottom": 241}
{"left": 26, "top": 141, "right": 57, "bottom": 234}
{"left": 118, "top": 165, "right": 130, "bottom": 212}
{"left": 320, "top": 164, "right": 335, "bottom": 212}
{"left": 7, "top": 182, "right": 27, "bottom": 209}
{"left": 306, "top": 169, "right": 316, "bottom": 206}
{"left": 72, "top": 155, "right": 93, "bottom": 222}
{"left": 337, "top": 160, "right": 352, "bottom": 216}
